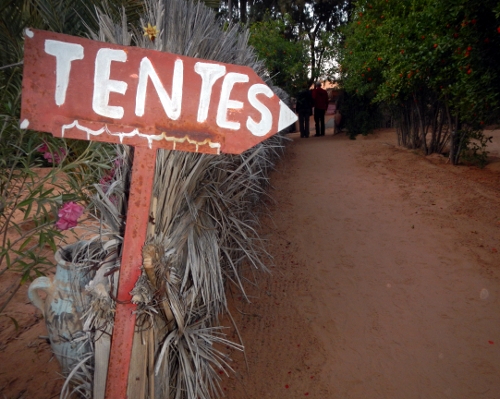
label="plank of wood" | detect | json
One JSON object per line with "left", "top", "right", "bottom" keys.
{"left": 127, "top": 330, "right": 148, "bottom": 399}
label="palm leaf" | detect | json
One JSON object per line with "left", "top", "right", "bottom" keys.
{"left": 63, "top": 0, "right": 293, "bottom": 397}
{"left": 200, "top": 0, "right": 221, "bottom": 9}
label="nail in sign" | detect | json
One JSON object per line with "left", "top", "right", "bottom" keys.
{"left": 20, "top": 28, "right": 297, "bottom": 154}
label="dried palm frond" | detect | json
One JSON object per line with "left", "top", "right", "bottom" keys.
{"left": 64, "top": 0, "right": 292, "bottom": 397}
{"left": 59, "top": 149, "right": 130, "bottom": 399}
{"left": 154, "top": 322, "right": 243, "bottom": 399}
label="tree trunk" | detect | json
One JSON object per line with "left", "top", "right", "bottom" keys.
{"left": 449, "top": 115, "right": 462, "bottom": 165}
{"left": 240, "top": 0, "right": 247, "bottom": 23}
{"left": 443, "top": 99, "right": 462, "bottom": 165}
{"left": 309, "top": 33, "right": 316, "bottom": 80}
{"left": 413, "top": 93, "right": 427, "bottom": 154}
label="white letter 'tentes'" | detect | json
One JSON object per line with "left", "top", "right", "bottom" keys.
{"left": 216, "top": 72, "right": 249, "bottom": 130}
{"left": 93, "top": 48, "right": 128, "bottom": 119}
{"left": 135, "top": 57, "right": 183, "bottom": 120}
{"left": 194, "top": 62, "right": 226, "bottom": 123}
{"left": 44, "top": 40, "right": 84, "bottom": 106}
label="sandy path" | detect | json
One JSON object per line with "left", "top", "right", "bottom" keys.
{"left": 223, "top": 128, "right": 500, "bottom": 399}
{"left": 2, "top": 127, "right": 500, "bottom": 399}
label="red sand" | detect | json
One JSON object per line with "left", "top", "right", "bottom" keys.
{"left": 2, "top": 126, "right": 500, "bottom": 399}
{"left": 222, "top": 127, "right": 500, "bottom": 399}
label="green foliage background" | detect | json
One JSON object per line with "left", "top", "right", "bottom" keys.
{"left": 338, "top": 0, "right": 500, "bottom": 161}
{"left": 248, "top": 16, "right": 309, "bottom": 94}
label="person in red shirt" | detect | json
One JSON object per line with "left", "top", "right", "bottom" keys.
{"left": 311, "top": 81, "right": 329, "bottom": 136}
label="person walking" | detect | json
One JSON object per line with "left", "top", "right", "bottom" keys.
{"left": 312, "top": 81, "right": 329, "bottom": 136}
{"left": 295, "top": 83, "right": 313, "bottom": 138}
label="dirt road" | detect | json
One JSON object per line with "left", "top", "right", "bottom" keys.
{"left": 223, "top": 127, "right": 500, "bottom": 399}
{"left": 2, "top": 126, "right": 500, "bottom": 399}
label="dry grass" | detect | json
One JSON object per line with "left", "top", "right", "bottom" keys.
{"left": 59, "top": 0, "right": 291, "bottom": 398}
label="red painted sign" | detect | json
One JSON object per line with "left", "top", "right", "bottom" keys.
{"left": 20, "top": 29, "right": 297, "bottom": 154}
{"left": 21, "top": 28, "right": 297, "bottom": 399}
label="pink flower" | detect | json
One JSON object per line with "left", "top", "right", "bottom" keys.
{"left": 99, "top": 163, "right": 118, "bottom": 193}
{"left": 38, "top": 143, "right": 67, "bottom": 164}
{"left": 38, "top": 143, "right": 49, "bottom": 153}
{"left": 55, "top": 202, "right": 84, "bottom": 230}
{"left": 99, "top": 173, "right": 114, "bottom": 193}
{"left": 43, "top": 151, "right": 54, "bottom": 162}
{"left": 52, "top": 147, "right": 67, "bottom": 164}
{"left": 99, "top": 176, "right": 111, "bottom": 190}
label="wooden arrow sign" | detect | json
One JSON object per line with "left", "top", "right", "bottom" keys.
{"left": 20, "top": 28, "right": 296, "bottom": 399}
{"left": 20, "top": 28, "right": 297, "bottom": 155}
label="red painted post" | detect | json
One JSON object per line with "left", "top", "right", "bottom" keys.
{"left": 104, "top": 146, "right": 157, "bottom": 399}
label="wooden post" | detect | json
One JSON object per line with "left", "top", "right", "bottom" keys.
{"left": 104, "top": 147, "right": 157, "bottom": 399}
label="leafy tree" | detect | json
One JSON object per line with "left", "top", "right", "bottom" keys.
{"left": 282, "top": 0, "right": 351, "bottom": 80}
{"left": 219, "top": 0, "right": 352, "bottom": 82}
{"left": 339, "top": 0, "right": 500, "bottom": 163}
{"left": 249, "top": 15, "right": 309, "bottom": 94}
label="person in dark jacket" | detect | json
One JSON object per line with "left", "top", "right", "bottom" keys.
{"left": 312, "top": 81, "right": 329, "bottom": 136}
{"left": 295, "top": 83, "right": 313, "bottom": 138}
